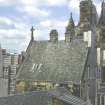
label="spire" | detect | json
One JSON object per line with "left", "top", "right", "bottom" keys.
{"left": 98, "top": 0, "right": 105, "bottom": 26}
{"left": 68, "top": 13, "right": 75, "bottom": 30}
{"left": 30, "top": 26, "right": 35, "bottom": 41}
{"left": 65, "top": 13, "right": 75, "bottom": 42}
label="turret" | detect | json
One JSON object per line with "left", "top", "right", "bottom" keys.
{"left": 65, "top": 13, "right": 75, "bottom": 42}
{"left": 79, "top": 0, "right": 97, "bottom": 28}
{"left": 98, "top": 0, "right": 105, "bottom": 27}
{"left": 79, "top": 0, "right": 92, "bottom": 24}
{"left": 49, "top": 29, "right": 58, "bottom": 42}
{"left": 98, "top": 0, "right": 105, "bottom": 43}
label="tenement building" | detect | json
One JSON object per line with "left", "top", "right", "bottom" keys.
{"left": 0, "top": 48, "right": 21, "bottom": 97}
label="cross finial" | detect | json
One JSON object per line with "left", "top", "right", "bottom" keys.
{"left": 70, "top": 12, "right": 72, "bottom": 18}
{"left": 31, "top": 26, "right": 35, "bottom": 41}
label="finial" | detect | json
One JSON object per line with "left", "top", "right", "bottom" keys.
{"left": 30, "top": 26, "right": 35, "bottom": 41}
{"left": 69, "top": 12, "right": 73, "bottom": 22}
{"left": 70, "top": 12, "right": 73, "bottom": 21}
{"left": 70, "top": 12, "right": 72, "bottom": 18}
{"left": 68, "top": 12, "right": 75, "bottom": 28}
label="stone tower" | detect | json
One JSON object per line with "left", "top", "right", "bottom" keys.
{"left": 79, "top": 0, "right": 92, "bottom": 24}
{"left": 79, "top": 0, "right": 97, "bottom": 30}
{"left": 49, "top": 29, "right": 58, "bottom": 42}
{"left": 65, "top": 13, "right": 75, "bottom": 42}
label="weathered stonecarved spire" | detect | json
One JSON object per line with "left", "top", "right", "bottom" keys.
{"left": 49, "top": 29, "right": 58, "bottom": 42}
{"left": 65, "top": 13, "right": 75, "bottom": 42}
{"left": 68, "top": 13, "right": 75, "bottom": 30}
{"left": 98, "top": 0, "right": 105, "bottom": 26}
{"left": 30, "top": 26, "right": 35, "bottom": 41}
{"left": 98, "top": 0, "right": 105, "bottom": 43}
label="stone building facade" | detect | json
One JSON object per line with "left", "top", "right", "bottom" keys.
{"left": 0, "top": 0, "right": 105, "bottom": 105}
{"left": 15, "top": 1, "right": 101, "bottom": 105}
{"left": 95, "top": 1, "right": 105, "bottom": 105}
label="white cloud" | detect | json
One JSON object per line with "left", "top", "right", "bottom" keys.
{"left": 0, "top": 0, "right": 103, "bottom": 53}
{"left": 38, "top": 19, "right": 68, "bottom": 40}
{"left": 0, "top": 16, "right": 31, "bottom": 52}
{"left": 39, "top": 19, "right": 67, "bottom": 29}
{"left": 94, "top": 1, "right": 101, "bottom": 15}
{"left": 0, "top": 0, "right": 18, "bottom": 6}
{"left": 68, "top": 0, "right": 79, "bottom": 10}
{"left": 17, "top": 6, "right": 50, "bottom": 18}
{"left": 34, "top": 29, "right": 49, "bottom": 40}
{"left": 20, "top": 0, "right": 37, "bottom": 6}
{"left": 0, "top": 17, "right": 12, "bottom": 25}
{"left": 0, "top": 0, "right": 68, "bottom": 7}
{"left": 46, "top": 0, "right": 67, "bottom": 6}
{"left": 40, "top": 20, "right": 52, "bottom": 28}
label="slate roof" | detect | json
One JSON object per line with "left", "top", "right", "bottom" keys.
{"left": 0, "top": 91, "right": 52, "bottom": 105}
{"left": 17, "top": 40, "right": 88, "bottom": 82}
{"left": 48, "top": 87, "right": 86, "bottom": 105}
{"left": 0, "top": 88, "right": 86, "bottom": 105}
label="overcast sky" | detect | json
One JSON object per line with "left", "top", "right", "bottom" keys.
{"left": 0, "top": 0, "right": 102, "bottom": 53}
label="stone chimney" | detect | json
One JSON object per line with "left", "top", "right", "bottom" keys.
{"left": 49, "top": 29, "right": 58, "bottom": 42}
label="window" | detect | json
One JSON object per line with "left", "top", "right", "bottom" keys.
{"left": 87, "top": 66, "right": 90, "bottom": 79}
{"left": 97, "top": 48, "right": 100, "bottom": 65}
{"left": 83, "top": 32, "right": 88, "bottom": 42}
{"left": 103, "top": 50, "right": 105, "bottom": 60}
{"left": 88, "top": 31, "right": 92, "bottom": 47}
